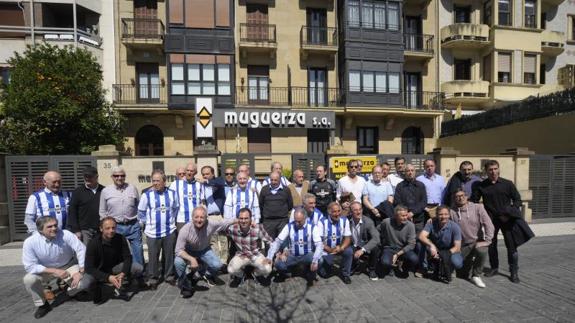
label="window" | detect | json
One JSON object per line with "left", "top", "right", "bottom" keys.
{"left": 388, "top": 73, "right": 400, "bottom": 93}
{"left": 349, "top": 71, "right": 361, "bottom": 92}
{"left": 362, "top": 2, "right": 374, "bottom": 29}
{"left": 171, "top": 64, "right": 185, "bottom": 95}
{"left": 357, "top": 127, "right": 378, "bottom": 154}
{"left": 498, "top": 52, "right": 512, "bottom": 83}
{"left": 0, "top": 67, "right": 9, "bottom": 85}
{"left": 524, "top": 54, "right": 536, "bottom": 84}
{"left": 401, "top": 127, "right": 423, "bottom": 154}
{"left": 135, "top": 125, "right": 164, "bottom": 156}
{"left": 572, "top": 16, "right": 575, "bottom": 41}
{"left": 361, "top": 71, "right": 387, "bottom": 93}
{"left": 363, "top": 72, "right": 375, "bottom": 92}
{"left": 540, "top": 64, "right": 546, "bottom": 84}
{"left": 498, "top": 0, "right": 511, "bottom": 26}
{"left": 374, "top": 2, "right": 385, "bottom": 29}
{"left": 248, "top": 128, "right": 271, "bottom": 153}
{"left": 387, "top": 2, "right": 399, "bottom": 31}
{"left": 349, "top": 1, "right": 360, "bottom": 27}
{"left": 454, "top": 59, "right": 472, "bottom": 80}
{"left": 524, "top": 0, "right": 536, "bottom": 28}
{"left": 483, "top": 54, "right": 492, "bottom": 82}
{"left": 247, "top": 65, "right": 269, "bottom": 104}
{"left": 170, "top": 0, "right": 230, "bottom": 28}
{"left": 218, "top": 65, "right": 231, "bottom": 95}
{"left": 308, "top": 129, "right": 330, "bottom": 154}
{"left": 454, "top": 6, "right": 471, "bottom": 23}
{"left": 483, "top": 0, "right": 492, "bottom": 25}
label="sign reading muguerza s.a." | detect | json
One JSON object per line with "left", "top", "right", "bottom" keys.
{"left": 213, "top": 109, "right": 335, "bottom": 129}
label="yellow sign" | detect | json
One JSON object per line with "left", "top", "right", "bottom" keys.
{"left": 198, "top": 107, "right": 212, "bottom": 128}
{"left": 329, "top": 156, "right": 379, "bottom": 179}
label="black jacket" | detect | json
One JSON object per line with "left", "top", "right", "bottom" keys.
{"left": 394, "top": 179, "right": 427, "bottom": 224}
{"left": 67, "top": 184, "right": 104, "bottom": 232}
{"left": 85, "top": 233, "right": 132, "bottom": 283}
{"left": 309, "top": 178, "right": 337, "bottom": 213}
{"left": 259, "top": 186, "right": 293, "bottom": 221}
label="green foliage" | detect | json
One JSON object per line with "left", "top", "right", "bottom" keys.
{"left": 282, "top": 168, "right": 292, "bottom": 181}
{"left": 0, "top": 44, "right": 124, "bottom": 154}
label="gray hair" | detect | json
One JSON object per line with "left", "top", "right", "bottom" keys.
{"left": 292, "top": 207, "right": 307, "bottom": 219}
{"left": 36, "top": 216, "right": 57, "bottom": 232}
{"left": 111, "top": 165, "right": 125, "bottom": 175}
{"left": 394, "top": 205, "right": 409, "bottom": 214}
{"left": 151, "top": 169, "right": 167, "bottom": 182}
{"left": 303, "top": 193, "right": 316, "bottom": 203}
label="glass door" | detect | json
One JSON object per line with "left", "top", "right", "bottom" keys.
{"left": 136, "top": 63, "right": 160, "bottom": 103}
{"left": 404, "top": 72, "right": 421, "bottom": 108}
{"left": 309, "top": 68, "right": 327, "bottom": 107}
{"left": 307, "top": 8, "right": 327, "bottom": 44}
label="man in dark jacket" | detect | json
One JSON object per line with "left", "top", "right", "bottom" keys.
{"left": 443, "top": 161, "right": 481, "bottom": 207}
{"left": 309, "top": 165, "right": 337, "bottom": 217}
{"left": 259, "top": 172, "right": 293, "bottom": 239}
{"left": 349, "top": 201, "right": 380, "bottom": 280}
{"left": 67, "top": 166, "right": 105, "bottom": 245}
{"left": 85, "top": 217, "right": 143, "bottom": 303}
{"left": 471, "top": 160, "right": 523, "bottom": 283}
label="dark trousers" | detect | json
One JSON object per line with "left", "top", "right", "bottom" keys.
{"left": 352, "top": 245, "right": 381, "bottom": 272}
{"left": 262, "top": 218, "right": 289, "bottom": 239}
{"left": 319, "top": 246, "right": 354, "bottom": 278}
{"left": 275, "top": 253, "right": 317, "bottom": 282}
{"left": 146, "top": 233, "right": 176, "bottom": 281}
{"left": 380, "top": 248, "right": 419, "bottom": 273}
{"left": 489, "top": 220, "right": 519, "bottom": 272}
{"left": 458, "top": 243, "right": 488, "bottom": 278}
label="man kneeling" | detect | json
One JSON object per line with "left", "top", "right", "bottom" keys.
{"left": 22, "top": 216, "right": 93, "bottom": 319}
{"left": 267, "top": 208, "right": 323, "bottom": 287}
{"left": 227, "top": 208, "right": 273, "bottom": 287}
{"left": 85, "top": 217, "right": 144, "bottom": 303}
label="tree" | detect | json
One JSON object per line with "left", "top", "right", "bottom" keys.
{"left": 0, "top": 44, "right": 124, "bottom": 154}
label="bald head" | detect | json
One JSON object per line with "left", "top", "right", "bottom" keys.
{"left": 405, "top": 164, "right": 416, "bottom": 180}
{"left": 43, "top": 171, "right": 61, "bottom": 193}
{"left": 185, "top": 162, "right": 197, "bottom": 181}
{"left": 269, "top": 171, "right": 281, "bottom": 188}
{"left": 293, "top": 169, "right": 304, "bottom": 185}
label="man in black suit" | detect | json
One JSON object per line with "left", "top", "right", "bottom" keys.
{"left": 349, "top": 201, "right": 381, "bottom": 280}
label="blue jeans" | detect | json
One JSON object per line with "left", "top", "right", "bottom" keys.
{"left": 380, "top": 248, "right": 419, "bottom": 273}
{"left": 447, "top": 252, "right": 464, "bottom": 269}
{"left": 275, "top": 253, "right": 317, "bottom": 281}
{"left": 116, "top": 221, "right": 144, "bottom": 266}
{"left": 174, "top": 247, "right": 222, "bottom": 288}
{"left": 319, "top": 246, "right": 353, "bottom": 277}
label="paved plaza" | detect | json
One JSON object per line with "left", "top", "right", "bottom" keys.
{"left": 1, "top": 233, "right": 574, "bottom": 323}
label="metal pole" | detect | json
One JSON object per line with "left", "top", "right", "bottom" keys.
{"left": 30, "top": 0, "right": 35, "bottom": 45}
{"left": 73, "top": 0, "right": 77, "bottom": 47}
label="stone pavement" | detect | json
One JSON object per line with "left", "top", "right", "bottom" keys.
{"left": 0, "top": 234, "right": 574, "bottom": 323}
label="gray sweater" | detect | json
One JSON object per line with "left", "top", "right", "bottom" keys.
{"left": 379, "top": 218, "right": 416, "bottom": 253}
{"left": 450, "top": 201, "right": 495, "bottom": 245}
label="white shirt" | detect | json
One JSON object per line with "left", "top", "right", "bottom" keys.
{"left": 336, "top": 175, "right": 367, "bottom": 202}
{"left": 388, "top": 173, "right": 404, "bottom": 191}
{"left": 224, "top": 187, "right": 260, "bottom": 223}
{"left": 261, "top": 176, "right": 291, "bottom": 189}
{"left": 22, "top": 230, "right": 86, "bottom": 274}
{"left": 25, "top": 188, "right": 72, "bottom": 233}
{"left": 169, "top": 179, "right": 204, "bottom": 224}
{"left": 247, "top": 177, "right": 263, "bottom": 194}
{"left": 351, "top": 218, "right": 363, "bottom": 248}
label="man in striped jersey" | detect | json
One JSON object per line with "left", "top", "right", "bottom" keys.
{"left": 238, "top": 164, "right": 261, "bottom": 194}
{"left": 318, "top": 202, "right": 354, "bottom": 284}
{"left": 169, "top": 162, "right": 205, "bottom": 231}
{"left": 267, "top": 208, "right": 323, "bottom": 287}
{"left": 25, "top": 171, "right": 72, "bottom": 233}
{"left": 288, "top": 194, "right": 324, "bottom": 226}
{"left": 138, "top": 170, "right": 179, "bottom": 288}
{"left": 224, "top": 172, "right": 260, "bottom": 223}
{"left": 261, "top": 162, "right": 291, "bottom": 189}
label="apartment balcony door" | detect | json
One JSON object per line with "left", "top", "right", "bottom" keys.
{"left": 137, "top": 63, "right": 160, "bottom": 103}
{"left": 246, "top": 4, "right": 269, "bottom": 41}
{"left": 404, "top": 73, "right": 422, "bottom": 108}
{"left": 134, "top": 0, "right": 158, "bottom": 37}
{"left": 404, "top": 16, "right": 422, "bottom": 51}
{"left": 307, "top": 8, "right": 327, "bottom": 45}
{"left": 309, "top": 68, "right": 327, "bottom": 107}
{"left": 248, "top": 65, "right": 269, "bottom": 105}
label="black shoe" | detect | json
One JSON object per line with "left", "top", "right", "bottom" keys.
{"left": 164, "top": 276, "right": 177, "bottom": 286}
{"left": 180, "top": 288, "right": 194, "bottom": 299}
{"left": 510, "top": 271, "right": 520, "bottom": 284}
{"left": 229, "top": 276, "right": 242, "bottom": 288}
{"left": 255, "top": 275, "right": 270, "bottom": 286}
{"left": 274, "top": 273, "right": 287, "bottom": 283}
{"left": 369, "top": 270, "right": 379, "bottom": 281}
{"left": 203, "top": 275, "right": 225, "bottom": 287}
{"left": 146, "top": 280, "right": 158, "bottom": 290}
{"left": 34, "top": 302, "right": 52, "bottom": 319}
{"left": 306, "top": 278, "right": 315, "bottom": 287}
{"left": 484, "top": 268, "right": 499, "bottom": 277}
{"left": 342, "top": 276, "right": 352, "bottom": 284}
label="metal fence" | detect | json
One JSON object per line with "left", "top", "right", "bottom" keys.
{"left": 121, "top": 18, "right": 165, "bottom": 39}
{"left": 529, "top": 155, "right": 575, "bottom": 219}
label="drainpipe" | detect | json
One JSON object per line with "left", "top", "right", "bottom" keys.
{"left": 435, "top": 0, "right": 440, "bottom": 94}
{"left": 30, "top": 0, "right": 35, "bottom": 45}
{"left": 73, "top": 0, "right": 77, "bottom": 47}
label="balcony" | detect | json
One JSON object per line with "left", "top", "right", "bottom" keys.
{"left": 404, "top": 33, "right": 434, "bottom": 61}
{"left": 541, "top": 30, "right": 565, "bottom": 56}
{"left": 300, "top": 26, "right": 338, "bottom": 58}
{"left": 403, "top": 0, "right": 431, "bottom": 7}
{"left": 541, "top": 0, "right": 564, "bottom": 5}
{"left": 112, "top": 84, "right": 167, "bottom": 110}
{"left": 239, "top": 23, "right": 277, "bottom": 58}
{"left": 0, "top": 25, "right": 102, "bottom": 47}
{"left": 441, "top": 23, "right": 490, "bottom": 49}
{"left": 441, "top": 80, "right": 490, "bottom": 105}
{"left": 235, "top": 86, "right": 341, "bottom": 108}
{"left": 121, "top": 18, "right": 165, "bottom": 49}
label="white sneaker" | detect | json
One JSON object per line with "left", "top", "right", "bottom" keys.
{"left": 471, "top": 276, "right": 486, "bottom": 288}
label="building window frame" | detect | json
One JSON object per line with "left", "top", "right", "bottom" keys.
{"left": 357, "top": 126, "right": 379, "bottom": 154}
{"left": 349, "top": 0, "right": 399, "bottom": 31}
{"left": 523, "top": 53, "right": 537, "bottom": 85}
{"left": 498, "top": 0, "right": 512, "bottom": 26}
{"left": 454, "top": 59, "right": 472, "bottom": 80}
{"left": 483, "top": 0, "right": 492, "bottom": 25}
{"left": 498, "top": 52, "right": 512, "bottom": 83}
{"left": 170, "top": 62, "right": 231, "bottom": 96}
{"left": 348, "top": 70, "right": 399, "bottom": 93}
{"left": 524, "top": 0, "right": 536, "bottom": 28}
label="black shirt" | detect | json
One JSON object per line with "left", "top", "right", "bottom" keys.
{"left": 471, "top": 177, "right": 522, "bottom": 219}
{"left": 67, "top": 184, "right": 104, "bottom": 232}
{"left": 259, "top": 186, "right": 293, "bottom": 220}
{"left": 309, "top": 178, "right": 337, "bottom": 213}
{"left": 394, "top": 179, "right": 427, "bottom": 224}
{"left": 85, "top": 233, "right": 132, "bottom": 282}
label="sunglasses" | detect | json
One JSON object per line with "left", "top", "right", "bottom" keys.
{"left": 348, "top": 165, "right": 358, "bottom": 169}
{"left": 225, "top": 173, "right": 235, "bottom": 176}
{"left": 112, "top": 175, "right": 126, "bottom": 178}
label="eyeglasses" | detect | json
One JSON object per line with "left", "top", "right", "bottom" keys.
{"left": 45, "top": 224, "right": 57, "bottom": 229}
{"left": 177, "top": 173, "right": 185, "bottom": 176}
{"left": 225, "top": 173, "right": 235, "bottom": 176}
{"left": 349, "top": 165, "right": 358, "bottom": 169}
{"left": 112, "top": 174, "right": 126, "bottom": 178}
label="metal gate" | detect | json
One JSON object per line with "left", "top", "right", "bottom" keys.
{"left": 529, "top": 155, "right": 575, "bottom": 219}
{"left": 377, "top": 154, "right": 431, "bottom": 176}
{"left": 6, "top": 155, "right": 96, "bottom": 241}
{"left": 291, "top": 154, "right": 326, "bottom": 181}
{"left": 220, "top": 154, "right": 255, "bottom": 177}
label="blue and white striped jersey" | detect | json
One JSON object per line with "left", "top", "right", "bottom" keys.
{"left": 289, "top": 208, "right": 324, "bottom": 226}
{"left": 223, "top": 187, "right": 260, "bottom": 223}
{"left": 25, "top": 188, "right": 72, "bottom": 232}
{"left": 318, "top": 216, "right": 352, "bottom": 249}
{"left": 247, "top": 177, "right": 262, "bottom": 194}
{"left": 169, "top": 179, "right": 204, "bottom": 224}
{"left": 138, "top": 188, "right": 179, "bottom": 238}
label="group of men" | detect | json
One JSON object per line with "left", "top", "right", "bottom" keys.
{"left": 21, "top": 157, "right": 530, "bottom": 319}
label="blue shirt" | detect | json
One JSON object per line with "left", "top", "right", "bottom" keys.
{"left": 362, "top": 180, "right": 394, "bottom": 207}
{"left": 25, "top": 188, "right": 72, "bottom": 232}
{"left": 138, "top": 188, "right": 179, "bottom": 238}
{"left": 423, "top": 219, "right": 461, "bottom": 250}
{"left": 417, "top": 173, "right": 446, "bottom": 204}
{"left": 22, "top": 230, "right": 86, "bottom": 274}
